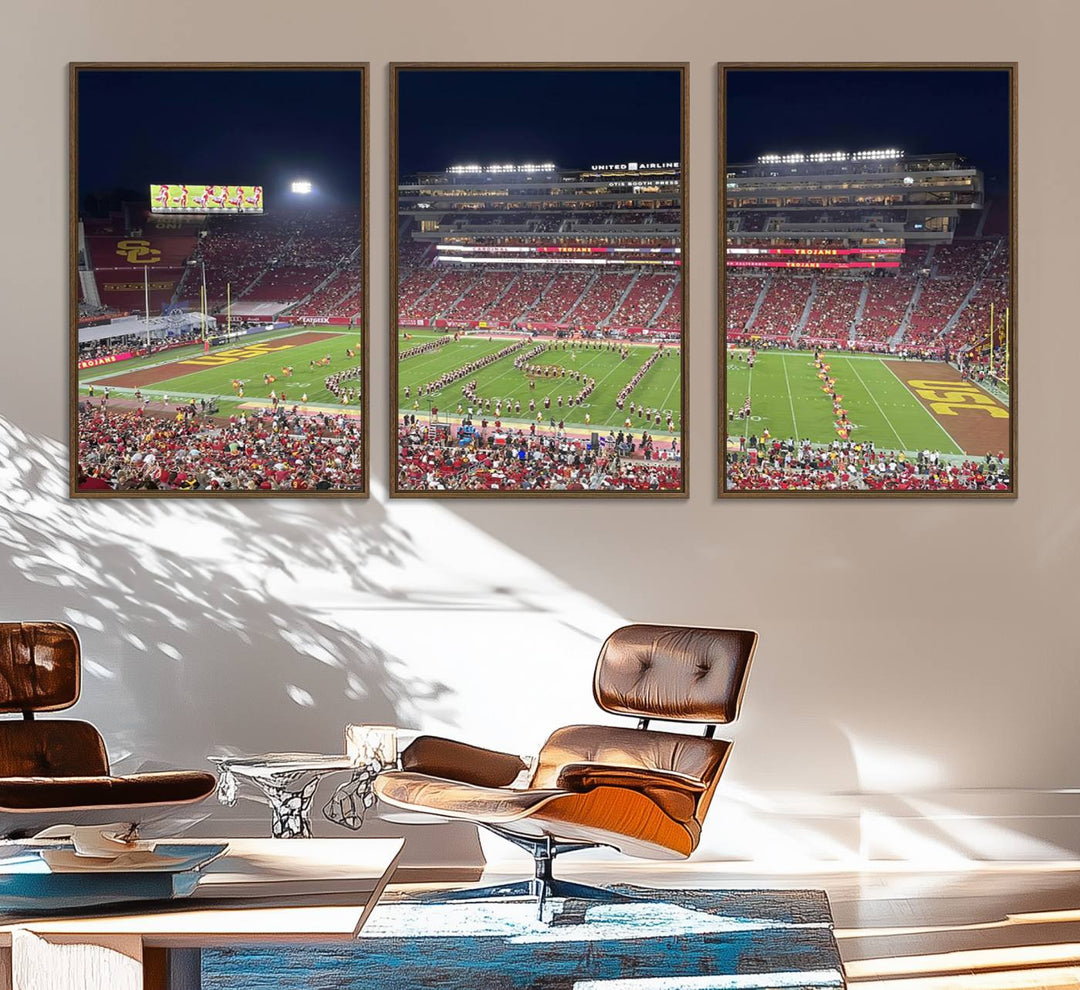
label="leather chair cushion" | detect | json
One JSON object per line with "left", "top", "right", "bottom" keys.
{"left": 375, "top": 771, "right": 699, "bottom": 860}
{"left": 532, "top": 724, "right": 732, "bottom": 833}
{"left": 0, "top": 771, "right": 217, "bottom": 812}
{"left": 377, "top": 724, "right": 735, "bottom": 853}
{"left": 0, "top": 623, "right": 80, "bottom": 713}
{"left": 375, "top": 772, "right": 564, "bottom": 822}
{"left": 531, "top": 724, "right": 730, "bottom": 792}
{"left": 594, "top": 624, "right": 756, "bottom": 723}
{"left": 555, "top": 762, "right": 705, "bottom": 822}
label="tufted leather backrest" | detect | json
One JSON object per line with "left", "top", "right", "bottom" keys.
{"left": 0, "top": 623, "right": 81, "bottom": 714}
{"left": 0, "top": 720, "right": 109, "bottom": 776}
{"left": 594, "top": 624, "right": 757, "bottom": 723}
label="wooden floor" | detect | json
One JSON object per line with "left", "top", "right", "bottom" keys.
{"left": 414, "top": 860, "right": 1080, "bottom": 989}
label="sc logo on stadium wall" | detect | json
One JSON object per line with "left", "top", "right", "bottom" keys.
{"left": 115, "top": 239, "right": 161, "bottom": 264}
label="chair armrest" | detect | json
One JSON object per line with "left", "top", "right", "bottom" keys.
{"left": 400, "top": 735, "right": 529, "bottom": 789}
{"left": 556, "top": 763, "right": 707, "bottom": 823}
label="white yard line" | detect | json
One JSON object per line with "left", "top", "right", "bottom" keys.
{"left": 843, "top": 357, "right": 906, "bottom": 451}
{"left": 81, "top": 388, "right": 221, "bottom": 401}
{"left": 878, "top": 359, "right": 966, "bottom": 455}
{"left": 398, "top": 340, "right": 514, "bottom": 397}
{"left": 656, "top": 369, "right": 681, "bottom": 416}
{"left": 722, "top": 357, "right": 754, "bottom": 440}
{"left": 781, "top": 355, "right": 800, "bottom": 439}
{"left": 615, "top": 348, "right": 679, "bottom": 409}
{"left": 536, "top": 346, "right": 648, "bottom": 395}
{"left": 743, "top": 361, "right": 754, "bottom": 439}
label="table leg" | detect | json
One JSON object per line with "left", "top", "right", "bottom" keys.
{"left": 323, "top": 762, "right": 380, "bottom": 830}
{"left": 258, "top": 777, "right": 321, "bottom": 839}
{"left": 164, "top": 949, "right": 201, "bottom": 990}
{"left": 11, "top": 930, "right": 143, "bottom": 990}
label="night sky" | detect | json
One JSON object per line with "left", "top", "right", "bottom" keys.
{"left": 397, "top": 70, "right": 683, "bottom": 175}
{"left": 726, "top": 69, "right": 1011, "bottom": 194}
{"left": 77, "top": 69, "right": 363, "bottom": 213}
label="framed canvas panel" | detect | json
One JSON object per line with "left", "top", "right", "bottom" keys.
{"left": 390, "top": 63, "right": 688, "bottom": 497}
{"left": 70, "top": 63, "right": 369, "bottom": 497}
{"left": 719, "top": 64, "right": 1016, "bottom": 497}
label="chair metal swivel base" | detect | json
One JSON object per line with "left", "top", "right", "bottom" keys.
{"left": 411, "top": 826, "right": 639, "bottom": 921}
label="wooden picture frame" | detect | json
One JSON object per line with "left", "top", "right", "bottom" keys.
{"left": 718, "top": 63, "right": 1017, "bottom": 498}
{"left": 390, "top": 63, "right": 689, "bottom": 498}
{"left": 70, "top": 62, "right": 369, "bottom": 497}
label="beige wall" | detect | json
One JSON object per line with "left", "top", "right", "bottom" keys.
{"left": 1, "top": 0, "right": 1078, "bottom": 864}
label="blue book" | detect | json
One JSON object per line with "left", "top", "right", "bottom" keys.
{"left": 0, "top": 843, "right": 228, "bottom": 914}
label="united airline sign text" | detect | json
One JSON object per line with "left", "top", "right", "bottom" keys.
{"left": 589, "top": 162, "right": 680, "bottom": 171}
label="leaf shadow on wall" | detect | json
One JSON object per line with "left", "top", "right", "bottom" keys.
{"left": 0, "top": 426, "right": 438, "bottom": 765}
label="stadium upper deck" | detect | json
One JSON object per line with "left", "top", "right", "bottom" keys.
{"left": 396, "top": 162, "right": 684, "bottom": 333}
{"left": 399, "top": 161, "right": 681, "bottom": 249}
{"left": 726, "top": 149, "right": 983, "bottom": 256}
{"left": 76, "top": 204, "right": 362, "bottom": 324}
{"left": 724, "top": 150, "right": 1006, "bottom": 355}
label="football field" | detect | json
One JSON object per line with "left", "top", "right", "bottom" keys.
{"left": 726, "top": 349, "right": 1010, "bottom": 457}
{"left": 397, "top": 331, "right": 681, "bottom": 432}
{"left": 78, "top": 326, "right": 362, "bottom": 416}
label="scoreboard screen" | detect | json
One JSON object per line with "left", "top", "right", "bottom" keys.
{"left": 150, "top": 184, "right": 263, "bottom": 214}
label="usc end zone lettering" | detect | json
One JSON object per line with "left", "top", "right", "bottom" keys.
{"left": 180, "top": 342, "right": 296, "bottom": 367}
{"left": 115, "top": 239, "right": 162, "bottom": 264}
{"left": 906, "top": 379, "right": 1008, "bottom": 419}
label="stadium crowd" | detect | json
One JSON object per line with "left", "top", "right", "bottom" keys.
{"left": 725, "top": 438, "right": 1009, "bottom": 491}
{"left": 76, "top": 405, "right": 363, "bottom": 491}
{"left": 725, "top": 236, "right": 1007, "bottom": 354}
{"left": 396, "top": 420, "right": 680, "bottom": 491}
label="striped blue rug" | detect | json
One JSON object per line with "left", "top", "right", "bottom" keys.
{"left": 204, "top": 886, "right": 845, "bottom": 989}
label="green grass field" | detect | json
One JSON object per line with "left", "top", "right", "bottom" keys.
{"left": 398, "top": 332, "right": 681, "bottom": 432}
{"left": 726, "top": 349, "right": 964, "bottom": 454}
{"left": 78, "top": 327, "right": 362, "bottom": 417}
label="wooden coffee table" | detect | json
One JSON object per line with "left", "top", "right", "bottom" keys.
{"left": 0, "top": 836, "right": 403, "bottom": 990}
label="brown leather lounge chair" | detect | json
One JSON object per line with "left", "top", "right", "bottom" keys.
{"left": 0, "top": 622, "right": 217, "bottom": 838}
{"left": 375, "top": 623, "right": 757, "bottom": 914}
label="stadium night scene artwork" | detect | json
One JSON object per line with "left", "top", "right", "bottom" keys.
{"left": 392, "top": 66, "right": 687, "bottom": 496}
{"left": 71, "top": 64, "right": 367, "bottom": 497}
{"left": 721, "top": 66, "right": 1015, "bottom": 496}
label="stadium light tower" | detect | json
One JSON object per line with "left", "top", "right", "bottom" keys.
{"left": 291, "top": 179, "right": 313, "bottom": 195}
{"left": 187, "top": 258, "right": 208, "bottom": 342}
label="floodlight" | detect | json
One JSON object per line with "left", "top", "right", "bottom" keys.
{"left": 291, "top": 180, "right": 313, "bottom": 194}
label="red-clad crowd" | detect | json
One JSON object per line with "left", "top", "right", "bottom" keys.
{"left": 725, "top": 439, "right": 1009, "bottom": 492}
{"left": 725, "top": 236, "right": 1008, "bottom": 353}
{"left": 76, "top": 406, "right": 363, "bottom": 491}
{"left": 397, "top": 422, "right": 680, "bottom": 492}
